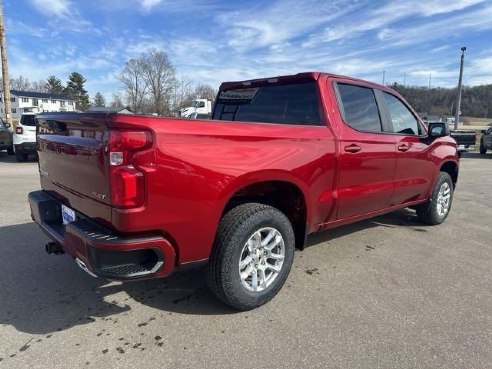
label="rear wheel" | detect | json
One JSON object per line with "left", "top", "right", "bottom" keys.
{"left": 206, "top": 203, "right": 295, "bottom": 310}
{"left": 416, "top": 172, "right": 453, "bottom": 225}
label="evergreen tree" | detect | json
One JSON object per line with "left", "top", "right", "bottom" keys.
{"left": 93, "top": 92, "right": 106, "bottom": 107}
{"left": 45, "top": 76, "right": 64, "bottom": 94}
{"left": 65, "top": 72, "right": 90, "bottom": 111}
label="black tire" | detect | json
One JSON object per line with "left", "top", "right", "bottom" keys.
{"left": 206, "top": 203, "right": 295, "bottom": 311}
{"left": 416, "top": 172, "right": 454, "bottom": 225}
{"left": 16, "top": 152, "right": 28, "bottom": 162}
{"left": 7, "top": 146, "right": 14, "bottom": 155}
{"left": 479, "top": 140, "right": 487, "bottom": 155}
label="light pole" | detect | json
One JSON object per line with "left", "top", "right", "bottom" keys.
{"left": 454, "top": 47, "right": 466, "bottom": 130}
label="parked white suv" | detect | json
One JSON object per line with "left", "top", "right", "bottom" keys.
{"left": 13, "top": 113, "right": 37, "bottom": 162}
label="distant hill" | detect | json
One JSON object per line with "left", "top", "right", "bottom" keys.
{"left": 389, "top": 83, "right": 492, "bottom": 119}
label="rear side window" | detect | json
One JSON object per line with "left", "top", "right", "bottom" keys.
{"left": 383, "top": 93, "right": 421, "bottom": 135}
{"left": 213, "top": 82, "right": 321, "bottom": 126}
{"left": 20, "top": 115, "right": 37, "bottom": 126}
{"left": 337, "top": 84, "right": 382, "bottom": 132}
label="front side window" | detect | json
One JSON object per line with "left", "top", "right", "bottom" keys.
{"left": 337, "top": 83, "right": 382, "bottom": 132}
{"left": 213, "top": 82, "right": 321, "bottom": 126}
{"left": 383, "top": 93, "right": 421, "bottom": 135}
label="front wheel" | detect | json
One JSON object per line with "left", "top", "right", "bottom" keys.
{"left": 416, "top": 172, "right": 454, "bottom": 225}
{"left": 479, "top": 140, "right": 487, "bottom": 155}
{"left": 206, "top": 203, "right": 295, "bottom": 310}
{"left": 16, "top": 152, "right": 28, "bottom": 162}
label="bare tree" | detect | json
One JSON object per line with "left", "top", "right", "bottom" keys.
{"left": 171, "top": 76, "right": 194, "bottom": 114}
{"left": 110, "top": 92, "right": 124, "bottom": 108}
{"left": 117, "top": 58, "right": 148, "bottom": 113}
{"left": 140, "top": 49, "right": 176, "bottom": 116}
{"left": 10, "top": 75, "right": 31, "bottom": 91}
{"left": 31, "top": 80, "right": 48, "bottom": 93}
{"left": 194, "top": 83, "right": 217, "bottom": 101}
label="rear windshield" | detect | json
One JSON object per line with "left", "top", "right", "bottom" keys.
{"left": 20, "top": 115, "right": 37, "bottom": 126}
{"left": 213, "top": 82, "right": 321, "bottom": 125}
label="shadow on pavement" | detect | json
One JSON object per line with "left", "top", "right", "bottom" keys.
{"left": 1, "top": 209, "right": 427, "bottom": 335}
{"left": 306, "top": 208, "right": 426, "bottom": 247}
{"left": 0, "top": 223, "right": 232, "bottom": 335}
{"left": 460, "top": 151, "right": 492, "bottom": 159}
{"left": 0, "top": 151, "right": 38, "bottom": 163}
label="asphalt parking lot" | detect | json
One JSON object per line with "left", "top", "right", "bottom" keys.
{"left": 0, "top": 152, "right": 490, "bottom": 369}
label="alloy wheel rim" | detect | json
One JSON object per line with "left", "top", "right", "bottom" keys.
{"left": 238, "top": 227, "right": 285, "bottom": 292}
{"left": 436, "top": 182, "right": 451, "bottom": 217}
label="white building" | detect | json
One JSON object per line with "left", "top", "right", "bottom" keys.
{"left": 0, "top": 90, "right": 76, "bottom": 122}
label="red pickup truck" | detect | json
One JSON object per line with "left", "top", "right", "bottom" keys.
{"left": 29, "top": 72, "right": 459, "bottom": 310}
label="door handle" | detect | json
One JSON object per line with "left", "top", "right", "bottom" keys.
{"left": 344, "top": 144, "right": 361, "bottom": 153}
{"left": 397, "top": 144, "right": 409, "bottom": 152}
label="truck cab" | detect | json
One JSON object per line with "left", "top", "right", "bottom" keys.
{"left": 179, "top": 99, "right": 212, "bottom": 118}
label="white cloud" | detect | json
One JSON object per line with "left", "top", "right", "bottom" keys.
{"left": 216, "top": 0, "right": 359, "bottom": 51}
{"left": 304, "top": 0, "right": 487, "bottom": 46}
{"left": 375, "top": 4, "right": 492, "bottom": 47}
{"left": 139, "top": 0, "right": 163, "bottom": 11}
{"left": 30, "top": 0, "right": 70, "bottom": 18}
{"left": 372, "top": 0, "right": 486, "bottom": 17}
{"left": 29, "top": 0, "right": 95, "bottom": 33}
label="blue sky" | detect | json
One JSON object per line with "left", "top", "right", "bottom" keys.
{"left": 4, "top": 0, "right": 492, "bottom": 100}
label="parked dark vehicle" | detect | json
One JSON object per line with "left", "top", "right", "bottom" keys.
{"left": 450, "top": 129, "right": 476, "bottom": 148}
{"left": 0, "top": 119, "right": 14, "bottom": 155}
{"left": 479, "top": 125, "right": 492, "bottom": 154}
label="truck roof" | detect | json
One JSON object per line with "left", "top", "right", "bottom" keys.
{"left": 219, "top": 72, "right": 391, "bottom": 93}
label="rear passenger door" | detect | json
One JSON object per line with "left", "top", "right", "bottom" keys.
{"left": 334, "top": 82, "right": 396, "bottom": 220}
{"left": 380, "top": 92, "right": 434, "bottom": 206}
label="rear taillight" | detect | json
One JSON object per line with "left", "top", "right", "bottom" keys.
{"left": 16, "top": 127, "right": 23, "bottom": 134}
{"left": 108, "top": 130, "right": 152, "bottom": 208}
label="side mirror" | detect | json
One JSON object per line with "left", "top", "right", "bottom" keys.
{"left": 4, "top": 123, "right": 10, "bottom": 128}
{"left": 428, "top": 122, "right": 450, "bottom": 138}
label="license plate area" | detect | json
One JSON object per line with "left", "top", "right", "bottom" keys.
{"left": 61, "top": 204, "right": 76, "bottom": 225}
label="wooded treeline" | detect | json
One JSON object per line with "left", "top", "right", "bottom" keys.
{"left": 389, "top": 83, "right": 492, "bottom": 118}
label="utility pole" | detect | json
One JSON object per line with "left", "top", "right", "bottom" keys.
{"left": 0, "top": 0, "right": 12, "bottom": 128}
{"left": 454, "top": 47, "right": 466, "bottom": 130}
{"left": 403, "top": 72, "right": 406, "bottom": 87}
{"left": 428, "top": 74, "right": 431, "bottom": 90}
{"left": 382, "top": 70, "right": 385, "bottom": 85}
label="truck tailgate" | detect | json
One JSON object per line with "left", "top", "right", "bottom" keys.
{"left": 37, "top": 113, "right": 113, "bottom": 225}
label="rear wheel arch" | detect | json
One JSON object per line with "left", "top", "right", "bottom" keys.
{"left": 220, "top": 180, "right": 308, "bottom": 250}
